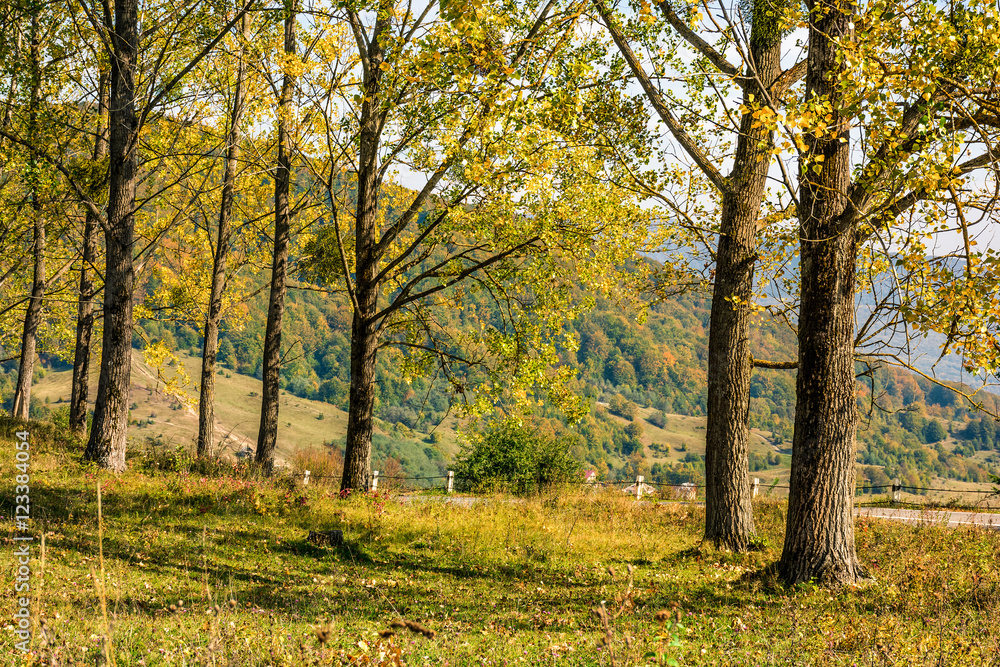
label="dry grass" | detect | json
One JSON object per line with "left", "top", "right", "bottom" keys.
{"left": 3, "top": 416, "right": 1000, "bottom": 666}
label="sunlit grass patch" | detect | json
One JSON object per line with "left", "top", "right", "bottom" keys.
{"left": 2, "top": 416, "right": 1000, "bottom": 665}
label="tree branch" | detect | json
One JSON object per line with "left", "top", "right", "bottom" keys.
{"left": 654, "top": 0, "right": 739, "bottom": 79}
{"left": 0, "top": 128, "right": 108, "bottom": 233}
{"left": 140, "top": 0, "right": 256, "bottom": 132}
{"left": 594, "top": 0, "right": 731, "bottom": 194}
{"left": 751, "top": 354, "right": 797, "bottom": 369}
{"left": 771, "top": 59, "right": 806, "bottom": 97}
{"left": 372, "top": 237, "right": 541, "bottom": 332}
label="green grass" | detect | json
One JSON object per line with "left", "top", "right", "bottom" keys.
{"left": 3, "top": 416, "right": 1000, "bottom": 666}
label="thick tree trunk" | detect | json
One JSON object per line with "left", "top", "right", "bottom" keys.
{"left": 778, "top": 0, "right": 864, "bottom": 586}
{"left": 340, "top": 7, "right": 389, "bottom": 492}
{"left": 84, "top": 0, "right": 138, "bottom": 473}
{"left": 70, "top": 70, "right": 108, "bottom": 439}
{"left": 12, "top": 14, "right": 44, "bottom": 422}
{"left": 199, "top": 15, "right": 247, "bottom": 459}
{"left": 703, "top": 13, "right": 783, "bottom": 551}
{"left": 255, "top": 4, "right": 295, "bottom": 473}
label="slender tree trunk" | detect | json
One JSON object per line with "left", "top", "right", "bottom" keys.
{"left": 70, "top": 70, "right": 108, "bottom": 438}
{"left": 778, "top": 0, "right": 864, "bottom": 586}
{"left": 85, "top": 0, "right": 138, "bottom": 472}
{"left": 255, "top": 3, "right": 296, "bottom": 473}
{"left": 340, "top": 5, "right": 390, "bottom": 492}
{"left": 12, "top": 213, "right": 44, "bottom": 420}
{"left": 199, "top": 14, "right": 248, "bottom": 458}
{"left": 702, "top": 11, "right": 783, "bottom": 550}
{"left": 341, "top": 294, "right": 378, "bottom": 490}
{"left": 12, "top": 14, "right": 43, "bottom": 422}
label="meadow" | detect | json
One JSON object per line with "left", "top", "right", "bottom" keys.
{"left": 2, "top": 417, "right": 1000, "bottom": 666}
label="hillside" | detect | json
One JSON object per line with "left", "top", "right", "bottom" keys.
{"left": 4, "top": 268, "right": 999, "bottom": 495}
{"left": 24, "top": 352, "right": 461, "bottom": 481}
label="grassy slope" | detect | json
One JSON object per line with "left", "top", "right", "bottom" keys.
{"left": 30, "top": 352, "right": 461, "bottom": 468}
{"left": 3, "top": 420, "right": 1000, "bottom": 665}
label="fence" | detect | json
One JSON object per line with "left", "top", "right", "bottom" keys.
{"left": 298, "top": 469, "right": 999, "bottom": 509}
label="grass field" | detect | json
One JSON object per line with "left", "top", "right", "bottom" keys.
{"left": 3, "top": 416, "right": 1000, "bottom": 666}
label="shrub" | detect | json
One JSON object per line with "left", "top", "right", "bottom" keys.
{"left": 923, "top": 419, "right": 946, "bottom": 444}
{"left": 454, "top": 420, "right": 581, "bottom": 496}
{"left": 647, "top": 411, "right": 667, "bottom": 429}
{"left": 607, "top": 394, "right": 638, "bottom": 420}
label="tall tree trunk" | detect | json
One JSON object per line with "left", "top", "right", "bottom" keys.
{"left": 12, "top": 13, "right": 43, "bottom": 422}
{"left": 199, "top": 13, "right": 248, "bottom": 458}
{"left": 778, "top": 0, "right": 864, "bottom": 586}
{"left": 12, "top": 214, "right": 44, "bottom": 420}
{"left": 255, "top": 2, "right": 296, "bottom": 473}
{"left": 703, "top": 15, "right": 783, "bottom": 550}
{"left": 84, "top": 0, "right": 138, "bottom": 473}
{"left": 70, "top": 70, "right": 109, "bottom": 438}
{"left": 340, "top": 5, "right": 391, "bottom": 492}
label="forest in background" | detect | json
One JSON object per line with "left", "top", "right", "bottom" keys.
{"left": 5, "top": 262, "right": 997, "bottom": 490}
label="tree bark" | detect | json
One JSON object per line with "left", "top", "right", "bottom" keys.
{"left": 12, "top": 13, "right": 44, "bottom": 422}
{"left": 703, "top": 15, "right": 783, "bottom": 550}
{"left": 339, "top": 3, "right": 391, "bottom": 492}
{"left": 199, "top": 14, "right": 248, "bottom": 459}
{"left": 84, "top": 0, "right": 138, "bottom": 472}
{"left": 778, "top": 0, "right": 864, "bottom": 586}
{"left": 255, "top": 3, "right": 295, "bottom": 473}
{"left": 70, "top": 70, "right": 108, "bottom": 439}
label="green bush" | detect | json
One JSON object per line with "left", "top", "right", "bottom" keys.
{"left": 454, "top": 420, "right": 581, "bottom": 496}
{"left": 607, "top": 394, "right": 638, "bottom": 420}
{"left": 647, "top": 410, "right": 668, "bottom": 429}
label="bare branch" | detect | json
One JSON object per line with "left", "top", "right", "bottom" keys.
{"left": 654, "top": 0, "right": 740, "bottom": 79}
{"left": 594, "top": 0, "right": 730, "bottom": 194}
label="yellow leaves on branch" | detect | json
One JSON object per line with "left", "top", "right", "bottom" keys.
{"left": 143, "top": 341, "right": 194, "bottom": 410}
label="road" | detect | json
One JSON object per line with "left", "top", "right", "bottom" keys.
{"left": 855, "top": 506, "right": 1000, "bottom": 530}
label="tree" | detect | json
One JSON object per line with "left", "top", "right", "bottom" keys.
{"left": 923, "top": 420, "right": 946, "bottom": 444}
{"left": 72, "top": 1, "right": 254, "bottom": 470}
{"left": 199, "top": 11, "right": 250, "bottom": 459}
{"left": 779, "top": 0, "right": 1000, "bottom": 585}
{"left": 255, "top": 0, "right": 297, "bottom": 473}
{"left": 778, "top": 0, "right": 865, "bottom": 584}
{"left": 301, "top": 0, "right": 653, "bottom": 491}
{"left": 69, "top": 69, "right": 108, "bottom": 439}
{"left": 11, "top": 10, "right": 44, "bottom": 420}
{"left": 82, "top": 0, "right": 140, "bottom": 471}
{"left": 594, "top": 0, "right": 803, "bottom": 550}
{"left": 454, "top": 419, "right": 580, "bottom": 496}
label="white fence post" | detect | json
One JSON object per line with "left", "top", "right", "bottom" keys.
{"left": 892, "top": 478, "right": 901, "bottom": 504}
{"left": 303, "top": 470, "right": 310, "bottom": 486}
{"left": 753, "top": 477, "right": 760, "bottom": 499}
{"left": 447, "top": 471, "right": 454, "bottom": 494}
{"left": 371, "top": 470, "right": 379, "bottom": 492}
{"left": 636, "top": 475, "right": 644, "bottom": 500}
